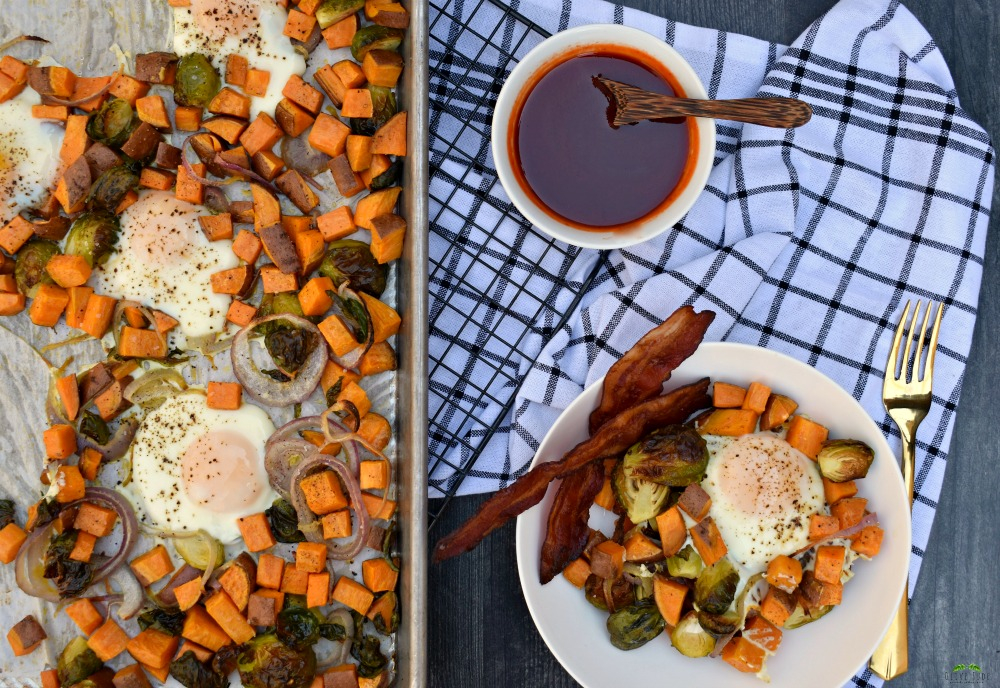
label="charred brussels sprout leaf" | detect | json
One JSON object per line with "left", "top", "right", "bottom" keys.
{"left": 88, "top": 165, "right": 138, "bottom": 212}
{"left": 237, "top": 633, "right": 317, "bottom": 688}
{"left": 316, "top": 0, "right": 365, "bottom": 28}
{"left": 138, "top": 607, "right": 186, "bottom": 636}
{"left": 694, "top": 558, "right": 739, "bottom": 615}
{"left": 335, "top": 291, "right": 371, "bottom": 344}
{"left": 784, "top": 602, "right": 833, "bottom": 629}
{"left": 611, "top": 461, "right": 671, "bottom": 524}
{"left": 369, "top": 158, "right": 402, "bottom": 191}
{"left": 0, "top": 499, "right": 14, "bottom": 529}
{"left": 623, "top": 425, "right": 709, "bottom": 487}
{"left": 169, "top": 650, "right": 229, "bottom": 688}
{"left": 44, "top": 530, "right": 94, "bottom": 598}
{"left": 817, "top": 439, "right": 875, "bottom": 482}
{"left": 262, "top": 324, "right": 318, "bottom": 375}
{"left": 352, "top": 634, "right": 388, "bottom": 678}
{"left": 318, "top": 240, "right": 387, "bottom": 297}
{"left": 174, "top": 53, "right": 221, "bottom": 108}
{"left": 14, "top": 238, "right": 58, "bottom": 297}
{"left": 666, "top": 544, "right": 703, "bottom": 579}
{"left": 65, "top": 211, "right": 120, "bottom": 267}
{"left": 370, "top": 591, "right": 399, "bottom": 635}
{"left": 319, "top": 622, "right": 347, "bottom": 642}
{"left": 276, "top": 606, "right": 321, "bottom": 650}
{"left": 86, "top": 98, "right": 135, "bottom": 148}
{"left": 32, "top": 498, "right": 61, "bottom": 531}
{"left": 670, "top": 612, "right": 715, "bottom": 658}
{"left": 265, "top": 498, "right": 306, "bottom": 543}
{"left": 58, "top": 636, "right": 104, "bottom": 686}
{"left": 607, "top": 600, "right": 665, "bottom": 651}
{"left": 697, "top": 609, "right": 740, "bottom": 638}
{"left": 350, "top": 85, "right": 397, "bottom": 136}
{"left": 79, "top": 410, "right": 111, "bottom": 445}
{"left": 351, "top": 25, "right": 404, "bottom": 61}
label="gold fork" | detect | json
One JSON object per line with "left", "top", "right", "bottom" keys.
{"left": 869, "top": 299, "right": 944, "bottom": 680}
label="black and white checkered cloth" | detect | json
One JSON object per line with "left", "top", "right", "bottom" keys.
{"left": 427, "top": 1, "right": 993, "bottom": 681}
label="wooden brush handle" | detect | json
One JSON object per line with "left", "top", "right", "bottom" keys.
{"left": 597, "top": 77, "right": 813, "bottom": 128}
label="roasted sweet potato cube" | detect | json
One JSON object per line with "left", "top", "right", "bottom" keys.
{"left": 363, "top": 50, "right": 403, "bottom": 88}
{"left": 677, "top": 483, "right": 712, "bottom": 522}
{"left": 7, "top": 615, "right": 46, "bottom": 656}
{"left": 121, "top": 122, "right": 162, "bottom": 161}
{"left": 276, "top": 169, "right": 320, "bottom": 213}
{"left": 309, "top": 113, "right": 351, "bottom": 157}
{"left": 323, "top": 14, "right": 358, "bottom": 49}
{"left": 226, "top": 54, "right": 249, "bottom": 87}
{"left": 247, "top": 590, "right": 283, "bottom": 626}
{"left": 329, "top": 154, "right": 366, "bottom": 197}
{"left": 370, "top": 213, "right": 406, "bottom": 264}
{"left": 341, "top": 88, "right": 374, "bottom": 118}
{"left": 317, "top": 205, "right": 356, "bottom": 241}
{"left": 282, "top": 74, "right": 324, "bottom": 114}
{"left": 260, "top": 224, "right": 302, "bottom": 274}
{"left": 135, "top": 52, "right": 178, "bottom": 84}
{"left": 199, "top": 213, "right": 234, "bottom": 241}
{"left": 373, "top": 2, "right": 409, "bottom": 28}
{"left": 275, "top": 97, "right": 315, "bottom": 137}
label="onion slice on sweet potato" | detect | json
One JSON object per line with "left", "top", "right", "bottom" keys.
{"left": 588, "top": 305, "right": 715, "bottom": 434}
{"left": 432, "top": 378, "right": 712, "bottom": 562}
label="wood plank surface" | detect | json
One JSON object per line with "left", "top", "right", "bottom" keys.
{"left": 429, "top": 1, "right": 1000, "bottom": 686}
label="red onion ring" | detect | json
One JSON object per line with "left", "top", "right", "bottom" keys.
{"left": 178, "top": 135, "right": 235, "bottom": 189}
{"left": 107, "top": 567, "right": 144, "bottom": 619}
{"left": 267, "top": 417, "right": 324, "bottom": 452}
{"left": 231, "top": 314, "right": 328, "bottom": 407}
{"left": 69, "top": 487, "right": 140, "bottom": 582}
{"left": 289, "top": 451, "right": 370, "bottom": 560}
{"left": 112, "top": 300, "right": 167, "bottom": 357}
{"left": 14, "top": 521, "right": 61, "bottom": 602}
{"left": 265, "top": 439, "right": 316, "bottom": 500}
{"left": 316, "top": 606, "right": 354, "bottom": 669}
{"left": 794, "top": 512, "right": 879, "bottom": 555}
{"left": 78, "top": 416, "right": 138, "bottom": 461}
{"left": 212, "top": 154, "right": 281, "bottom": 193}
{"left": 44, "top": 68, "right": 122, "bottom": 107}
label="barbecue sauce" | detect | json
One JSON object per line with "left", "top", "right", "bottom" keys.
{"left": 510, "top": 45, "right": 696, "bottom": 230}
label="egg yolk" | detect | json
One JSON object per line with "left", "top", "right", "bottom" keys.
{"left": 191, "top": 0, "right": 260, "bottom": 40}
{"left": 182, "top": 429, "right": 264, "bottom": 512}
{"left": 715, "top": 434, "right": 812, "bottom": 518}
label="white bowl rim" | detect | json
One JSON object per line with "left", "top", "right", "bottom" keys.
{"left": 491, "top": 24, "right": 717, "bottom": 250}
{"left": 514, "top": 341, "right": 911, "bottom": 688}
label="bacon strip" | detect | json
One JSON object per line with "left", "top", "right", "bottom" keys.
{"left": 538, "top": 462, "right": 605, "bottom": 584}
{"left": 432, "top": 378, "right": 711, "bottom": 562}
{"left": 588, "top": 305, "right": 715, "bottom": 433}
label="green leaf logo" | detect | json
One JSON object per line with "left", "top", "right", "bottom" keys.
{"left": 970, "top": 664, "right": 982, "bottom": 672}
{"left": 954, "top": 664, "right": 968, "bottom": 672}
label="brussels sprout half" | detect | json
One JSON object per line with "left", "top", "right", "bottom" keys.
{"left": 14, "top": 238, "right": 59, "bottom": 296}
{"left": 350, "top": 25, "right": 404, "bottom": 62}
{"left": 88, "top": 165, "right": 138, "bottom": 212}
{"left": 237, "top": 633, "right": 317, "bottom": 688}
{"left": 318, "top": 239, "right": 388, "bottom": 297}
{"left": 607, "top": 599, "right": 666, "bottom": 651}
{"left": 58, "top": 636, "right": 104, "bottom": 686}
{"left": 670, "top": 612, "right": 716, "bottom": 658}
{"left": 622, "top": 424, "right": 709, "bottom": 487}
{"left": 611, "top": 461, "right": 672, "bottom": 524}
{"left": 817, "top": 438, "right": 875, "bottom": 482}
{"left": 694, "top": 558, "right": 739, "bottom": 615}
{"left": 666, "top": 544, "right": 704, "bottom": 579}
{"left": 86, "top": 98, "right": 136, "bottom": 148}
{"left": 349, "top": 85, "right": 397, "bottom": 137}
{"left": 316, "top": 0, "right": 365, "bottom": 28}
{"left": 784, "top": 602, "right": 833, "bottom": 629}
{"left": 174, "top": 53, "right": 221, "bottom": 108}
{"left": 64, "top": 211, "right": 120, "bottom": 267}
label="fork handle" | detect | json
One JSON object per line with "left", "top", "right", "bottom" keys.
{"left": 869, "top": 430, "right": 915, "bottom": 680}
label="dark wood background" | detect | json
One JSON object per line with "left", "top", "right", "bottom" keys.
{"left": 428, "top": 1, "right": 1000, "bottom": 686}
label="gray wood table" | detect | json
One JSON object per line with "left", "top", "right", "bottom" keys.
{"left": 428, "top": 1, "right": 1000, "bottom": 686}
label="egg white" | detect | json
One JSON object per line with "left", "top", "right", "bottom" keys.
{"left": 127, "top": 391, "right": 277, "bottom": 543}
{"left": 0, "top": 88, "right": 65, "bottom": 225}
{"left": 94, "top": 190, "right": 239, "bottom": 344}
{"left": 173, "top": 0, "right": 307, "bottom": 120}
{"left": 701, "top": 433, "right": 825, "bottom": 574}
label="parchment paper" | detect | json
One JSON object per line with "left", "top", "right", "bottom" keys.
{"left": 0, "top": 2, "right": 399, "bottom": 685}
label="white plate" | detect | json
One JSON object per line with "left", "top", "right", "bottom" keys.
{"left": 515, "top": 341, "right": 910, "bottom": 688}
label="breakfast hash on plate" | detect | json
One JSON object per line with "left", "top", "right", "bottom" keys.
{"left": 0, "top": 0, "right": 410, "bottom": 686}
{"left": 436, "top": 306, "right": 885, "bottom": 681}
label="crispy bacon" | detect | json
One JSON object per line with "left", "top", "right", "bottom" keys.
{"left": 538, "top": 462, "right": 605, "bottom": 584}
{"left": 432, "top": 378, "right": 711, "bottom": 562}
{"left": 588, "top": 305, "right": 715, "bottom": 433}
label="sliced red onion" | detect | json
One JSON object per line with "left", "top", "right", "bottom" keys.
{"left": 794, "top": 512, "right": 879, "bottom": 555}
{"left": 316, "top": 606, "right": 355, "bottom": 669}
{"left": 266, "top": 438, "right": 316, "bottom": 500}
{"left": 179, "top": 136, "right": 235, "bottom": 189}
{"left": 212, "top": 153, "right": 280, "bottom": 193}
{"left": 289, "top": 451, "right": 370, "bottom": 560}
{"left": 267, "top": 417, "right": 324, "bottom": 452}
{"left": 44, "top": 68, "right": 122, "bottom": 106}
{"left": 14, "top": 521, "right": 61, "bottom": 602}
{"left": 78, "top": 416, "right": 138, "bottom": 461}
{"left": 107, "top": 567, "right": 143, "bottom": 619}
{"left": 124, "top": 369, "right": 187, "bottom": 409}
{"left": 231, "top": 314, "right": 328, "bottom": 407}
{"left": 68, "top": 487, "right": 140, "bottom": 582}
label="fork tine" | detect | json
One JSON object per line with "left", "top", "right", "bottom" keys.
{"left": 922, "top": 302, "right": 944, "bottom": 381}
{"left": 916, "top": 300, "right": 932, "bottom": 381}
{"left": 887, "top": 300, "right": 911, "bottom": 381}
{"left": 902, "top": 300, "right": 921, "bottom": 382}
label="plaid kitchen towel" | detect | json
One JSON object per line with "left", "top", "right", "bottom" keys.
{"left": 427, "top": 0, "right": 993, "bottom": 682}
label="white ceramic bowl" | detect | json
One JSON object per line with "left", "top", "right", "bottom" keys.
{"left": 515, "top": 342, "right": 911, "bottom": 688}
{"left": 492, "top": 24, "right": 716, "bottom": 250}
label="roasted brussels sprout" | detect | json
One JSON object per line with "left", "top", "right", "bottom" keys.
{"left": 670, "top": 612, "right": 715, "bottom": 658}
{"left": 666, "top": 544, "right": 704, "bottom": 579}
{"left": 697, "top": 609, "right": 740, "bottom": 638}
{"left": 261, "top": 322, "right": 320, "bottom": 375}
{"left": 369, "top": 158, "right": 402, "bottom": 191}
{"left": 584, "top": 573, "right": 635, "bottom": 612}
{"left": 88, "top": 165, "right": 138, "bottom": 212}
{"left": 694, "top": 558, "right": 739, "bottom": 615}
{"left": 623, "top": 425, "right": 709, "bottom": 487}
{"left": 607, "top": 600, "right": 665, "bottom": 651}
{"left": 32, "top": 498, "right": 61, "bottom": 531}
{"left": 319, "top": 620, "right": 347, "bottom": 642}
{"left": 79, "top": 410, "right": 111, "bottom": 445}
{"left": 276, "top": 606, "right": 322, "bottom": 650}
{"left": 58, "top": 636, "right": 104, "bottom": 686}
{"left": 611, "top": 462, "right": 671, "bottom": 524}
{"left": 258, "top": 293, "right": 308, "bottom": 322}
{"left": 174, "top": 530, "right": 225, "bottom": 571}
{"left": 318, "top": 240, "right": 387, "bottom": 297}
{"left": 350, "top": 85, "right": 398, "bottom": 137}
{"left": 265, "top": 498, "right": 307, "bottom": 543}
{"left": 352, "top": 634, "right": 388, "bottom": 679}
{"left": 316, "top": 0, "right": 365, "bottom": 28}
{"left": 0, "top": 499, "right": 14, "bottom": 529}
{"left": 64, "top": 211, "right": 120, "bottom": 267}
{"left": 784, "top": 602, "right": 833, "bottom": 629}
{"left": 138, "top": 607, "right": 186, "bottom": 636}
{"left": 237, "top": 633, "right": 316, "bottom": 688}
{"left": 351, "top": 25, "right": 404, "bottom": 61}
{"left": 14, "top": 238, "right": 58, "bottom": 296}
{"left": 44, "top": 530, "right": 94, "bottom": 598}
{"left": 174, "top": 53, "right": 220, "bottom": 108}
{"left": 817, "top": 439, "right": 874, "bottom": 482}
{"left": 170, "top": 649, "right": 230, "bottom": 688}
{"left": 86, "top": 98, "right": 135, "bottom": 148}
